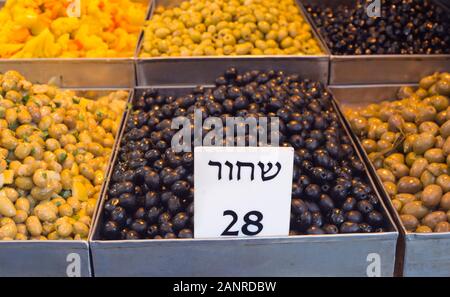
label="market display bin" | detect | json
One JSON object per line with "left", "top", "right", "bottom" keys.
{"left": 300, "top": 0, "right": 450, "bottom": 85}
{"left": 331, "top": 85, "right": 450, "bottom": 277}
{"left": 90, "top": 86, "right": 399, "bottom": 277}
{"left": 0, "top": 89, "right": 132, "bottom": 277}
{"left": 135, "top": 0, "right": 330, "bottom": 86}
{"left": 0, "top": 0, "right": 152, "bottom": 88}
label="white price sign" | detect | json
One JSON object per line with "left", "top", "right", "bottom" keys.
{"left": 194, "top": 146, "right": 294, "bottom": 239}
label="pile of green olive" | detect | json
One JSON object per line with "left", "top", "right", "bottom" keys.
{"left": 140, "top": 0, "right": 323, "bottom": 57}
{"left": 345, "top": 72, "right": 450, "bottom": 233}
{"left": 0, "top": 71, "right": 127, "bottom": 240}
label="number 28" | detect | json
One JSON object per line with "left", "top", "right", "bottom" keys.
{"left": 221, "top": 210, "right": 264, "bottom": 236}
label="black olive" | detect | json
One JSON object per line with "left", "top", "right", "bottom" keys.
{"left": 110, "top": 206, "right": 127, "bottom": 226}
{"left": 171, "top": 180, "right": 190, "bottom": 197}
{"left": 367, "top": 211, "right": 384, "bottom": 227}
{"left": 357, "top": 200, "right": 374, "bottom": 215}
{"left": 345, "top": 210, "right": 363, "bottom": 223}
{"left": 146, "top": 206, "right": 161, "bottom": 224}
{"left": 118, "top": 193, "right": 136, "bottom": 211}
{"left": 146, "top": 225, "right": 159, "bottom": 238}
{"left": 160, "top": 222, "right": 174, "bottom": 235}
{"left": 178, "top": 229, "right": 194, "bottom": 238}
{"left": 358, "top": 223, "right": 373, "bottom": 233}
{"left": 323, "top": 224, "right": 339, "bottom": 234}
{"left": 144, "top": 191, "right": 160, "bottom": 209}
{"left": 103, "top": 221, "right": 120, "bottom": 239}
{"left": 329, "top": 209, "right": 345, "bottom": 226}
{"left": 144, "top": 170, "right": 160, "bottom": 190}
{"left": 131, "top": 219, "right": 148, "bottom": 235}
{"left": 305, "top": 184, "right": 321, "bottom": 201}
{"left": 101, "top": 68, "right": 387, "bottom": 239}
{"left": 125, "top": 230, "right": 140, "bottom": 240}
{"left": 133, "top": 207, "right": 146, "bottom": 220}
{"left": 319, "top": 194, "right": 334, "bottom": 212}
{"left": 291, "top": 199, "right": 308, "bottom": 215}
{"left": 172, "top": 212, "right": 189, "bottom": 231}
{"left": 306, "top": 226, "right": 325, "bottom": 235}
{"left": 294, "top": 211, "right": 312, "bottom": 231}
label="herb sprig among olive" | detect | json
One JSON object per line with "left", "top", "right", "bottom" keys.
{"left": 306, "top": 0, "right": 450, "bottom": 55}
{"left": 100, "top": 68, "right": 387, "bottom": 240}
{"left": 345, "top": 72, "right": 450, "bottom": 233}
{"left": 0, "top": 71, "right": 127, "bottom": 241}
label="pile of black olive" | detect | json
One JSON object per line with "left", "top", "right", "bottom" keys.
{"left": 306, "top": 0, "right": 450, "bottom": 55}
{"left": 100, "top": 68, "right": 388, "bottom": 240}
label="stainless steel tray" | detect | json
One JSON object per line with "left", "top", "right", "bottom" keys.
{"left": 135, "top": 0, "right": 330, "bottom": 86}
{"left": 300, "top": 0, "right": 450, "bottom": 85}
{"left": 331, "top": 84, "right": 450, "bottom": 277}
{"left": 90, "top": 86, "right": 398, "bottom": 277}
{"left": 0, "top": 89, "right": 132, "bottom": 277}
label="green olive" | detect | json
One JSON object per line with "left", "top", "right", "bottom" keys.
{"left": 427, "top": 163, "right": 448, "bottom": 177}
{"left": 440, "top": 120, "right": 450, "bottom": 138}
{"left": 397, "top": 176, "right": 422, "bottom": 194}
{"left": 383, "top": 181, "right": 397, "bottom": 197}
{"left": 421, "top": 211, "right": 447, "bottom": 229}
{"left": 419, "top": 74, "right": 438, "bottom": 90}
{"left": 402, "top": 122, "right": 417, "bottom": 134}
{"left": 391, "top": 199, "right": 403, "bottom": 212}
{"left": 434, "top": 222, "right": 450, "bottom": 233}
{"left": 420, "top": 170, "right": 436, "bottom": 187}
{"left": 413, "top": 132, "right": 435, "bottom": 154}
{"left": 424, "top": 148, "right": 445, "bottom": 163}
{"left": 440, "top": 192, "right": 450, "bottom": 211}
{"left": 436, "top": 111, "right": 448, "bottom": 126}
{"left": 421, "top": 184, "right": 442, "bottom": 208}
{"left": 430, "top": 95, "right": 449, "bottom": 111}
{"left": 362, "top": 139, "right": 377, "bottom": 153}
{"left": 410, "top": 158, "right": 428, "bottom": 178}
{"left": 436, "top": 80, "right": 450, "bottom": 96}
{"left": 388, "top": 114, "right": 404, "bottom": 132}
{"left": 377, "top": 168, "right": 396, "bottom": 183}
{"left": 405, "top": 152, "right": 419, "bottom": 167}
{"left": 377, "top": 139, "right": 392, "bottom": 151}
{"left": 397, "top": 86, "right": 415, "bottom": 99}
{"left": 436, "top": 174, "right": 450, "bottom": 192}
{"left": 395, "top": 193, "right": 416, "bottom": 205}
{"left": 404, "top": 134, "right": 419, "bottom": 154}
{"left": 416, "top": 225, "right": 433, "bottom": 233}
{"left": 401, "top": 201, "right": 429, "bottom": 219}
{"left": 400, "top": 214, "right": 419, "bottom": 232}
{"left": 416, "top": 104, "right": 437, "bottom": 125}
{"left": 419, "top": 121, "right": 440, "bottom": 136}
{"left": 390, "top": 163, "right": 410, "bottom": 179}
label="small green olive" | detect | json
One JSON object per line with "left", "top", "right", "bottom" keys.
{"left": 397, "top": 176, "right": 422, "bottom": 194}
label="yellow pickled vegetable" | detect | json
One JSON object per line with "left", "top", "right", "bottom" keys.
{"left": 0, "top": 0, "right": 147, "bottom": 58}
